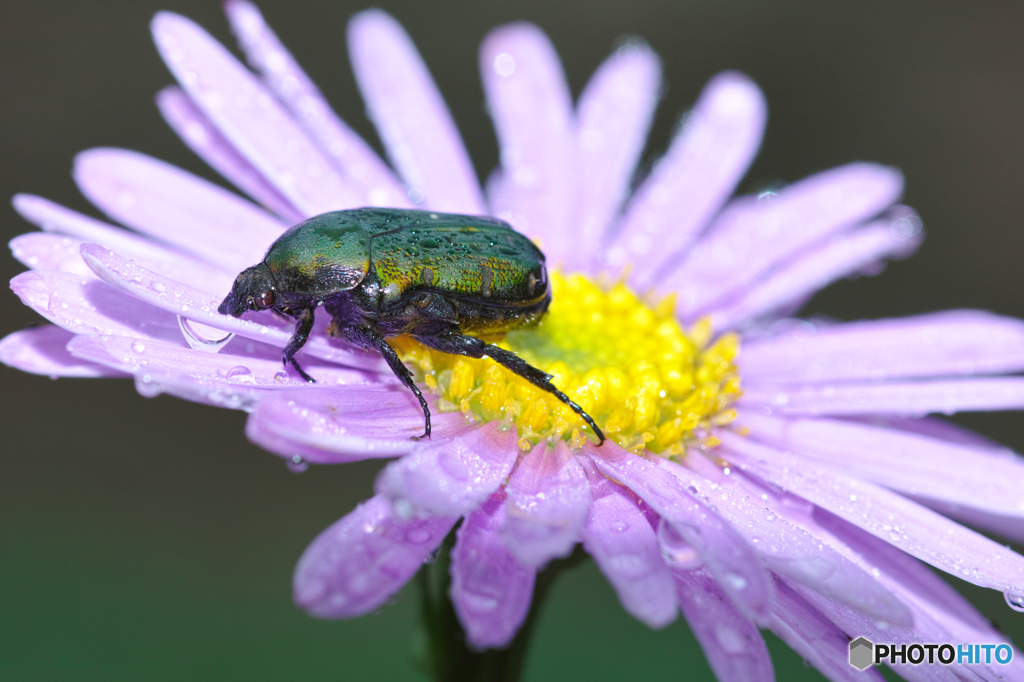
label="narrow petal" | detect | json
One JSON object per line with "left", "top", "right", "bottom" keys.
{"left": 450, "top": 493, "right": 535, "bottom": 649}
{"left": 588, "top": 442, "right": 773, "bottom": 622}
{"left": 581, "top": 485, "right": 678, "bottom": 628}
{"left": 767, "top": 577, "right": 885, "bottom": 682}
{"left": 573, "top": 43, "right": 661, "bottom": 270}
{"left": 151, "top": 11, "right": 361, "bottom": 215}
{"left": 740, "top": 376, "right": 1024, "bottom": 415}
{"left": 348, "top": 9, "right": 483, "bottom": 213}
{"left": 246, "top": 387, "right": 472, "bottom": 464}
{"left": 0, "top": 327, "right": 125, "bottom": 378}
{"left": 722, "top": 432, "right": 1024, "bottom": 595}
{"left": 742, "top": 309, "right": 1024, "bottom": 385}
{"left": 80, "top": 244, "right": 385, "bottom": 370}
{"left": 293, "top": 495, "right": 456, "bottom": 619}
{"left": 156, "top": 86, "right": 303, "bottom": 222}
{"left": 738, "top": 411, "right": 1024, "bottom": 519}
{"left": 673, "top": 569, "right": 774, "bottom": 682}
{"left": 605, "top": 72, "right": 767, "bottom": 288}
{"left": 480, "top": 23, "right": 575, "bottom": 265}
{"left": 665, "top": 163, "right": 903, "bottom": 319}
{"left": 710, "top": 216, "right": 923, "bottom": 330}
{"left": 375, "top": 422, "right": 519, "bottom": 517}
{"left": 11, "top": 233, "right": 94, "bottom": 276}
{"left": 501, "top": 440, "right": 590, "bottom": 568}
{"left": 224, "top": 0, "right": 408, "bottom": 209}
{"left": 661, "top": 458, "right": 912, "bottom": 625}
{"left": 918, "top": 500, "right": 1024, "bottom": 545}
{"left": 74, "top": 148, "right": 285, "bottom": 272}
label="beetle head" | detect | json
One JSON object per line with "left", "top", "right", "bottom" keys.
{"left": 218, "top": 263, "right": 277, "bottom": 317}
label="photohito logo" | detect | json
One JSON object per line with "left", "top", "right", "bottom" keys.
{"left": 848, "top": 637, "right": 1013, "bottom": 670}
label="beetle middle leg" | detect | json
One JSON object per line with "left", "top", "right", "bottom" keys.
{"left": 283, "top": 307, "right": 316, "bottom": 383}
{"left": 413, "top": 332, "right": 606, "bottom": 445}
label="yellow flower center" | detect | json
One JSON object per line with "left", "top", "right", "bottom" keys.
{"left": 389, "top": 272, "right": 741, "bottom": 455}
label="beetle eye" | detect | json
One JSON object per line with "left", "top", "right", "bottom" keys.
{"left": 255, "top": 290, "right": 275, "bottom": 309}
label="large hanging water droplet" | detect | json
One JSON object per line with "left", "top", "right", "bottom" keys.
{"left": 178, "top": 315, "right": 233, "bottom": 353}
{"left": 1004, "top": 592, "right": 1024, "bottom": 612}
{"left": 287, "top": 455, "right": 308, "bottom": 473}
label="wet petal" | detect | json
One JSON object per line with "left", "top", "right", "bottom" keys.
{"left": 738, "top": 411, "right": 1024, "bottom": 519}
{"left": 246, "top": 387, "right": 471, "bottom": 464}
{"left": 666, "top": 163, "right": 903, "bottom": 319}
{"left": 74, "top": 148, "right": 285, "bottom": 272}
{"left": 711, "top": 216, "right": 923, "bottom": 330}
{"left": 156, "top": 86, "right": 303, "bottom": 222}
{"left": 573, "top": 43, "right": 661, "bottom": 270}
{"left": 742, "top": 309, "right": 1024, "bottom": 385}
{"left": 376, "top": 422, "right": 519, "bottom": 517}
{"left": 740, "top": 376, "right": 1024, "bottom": 416}
{"left": 605, "top": 73, "right": 767, "bottom": 287}
{"left": 293, "top": 495, "right": 456, "bottom": 618}
{"left": 588, "top": 442, "right": 773, "bottom": 622}
{"left": 224, "top": 0, "right": 408, "bottom": 208}
{"left": 450, "top": 493, "right": 535, "bottom": 649}
{"left": 480, "top": 23, "right": 575, "bottom": 264}
{"left": 348, "top": 9, "right": 483, "bottom": 213}
{"left": 152, "top": 11, "right": 361, "bottom": 215}
{"left": 0, "top": 326, "right": 125, "bottom": 378}
{"left": 80, "top": 244, "right": 385, "bottom": 371}
{"left": 661, "top": 458, "right": 911, "bottom": 625}
{"left": 722, "top": 432, "right": 1024, "bottom": 595}
{"left": 502, "top": 440, "right": 590, "bottom": 568}
{"left": 11, "top": 233, "right": 94, "bottom": 276}
{"left": 581, "top": 484, "right": 677, "bottom": 628}
{"left": 673, "top": 569, "right": 773, "bottom": 682}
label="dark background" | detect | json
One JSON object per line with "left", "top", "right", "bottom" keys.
{"left": 2, "top": 1, "right": 1023, "bottom": 679}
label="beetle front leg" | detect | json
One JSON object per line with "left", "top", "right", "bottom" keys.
{"left": 283, "top": 307, "right": 316, "bottom": 383}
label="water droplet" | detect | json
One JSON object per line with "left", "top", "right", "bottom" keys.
{"left": 136, "top": 374, "right": 163, "bottom": 398}
{"left": 721, "top": 573, "right": 748, "bottom": 591}
{"left": 178, "top": 316, "right": 233, "bottom": 353}
{"left": 1004, "top": 592, "right": 1024, "bottom": 612}
{"left": 493, "top": 52, "right": 516, "bottom": 77}
{"left": 131, "top": 341, "right": 146, "bottom": 354}
{"left": 151, "top": 281, "right": 166, "bottom": 293}
{"left": 657, "top": 519, "right": 703, "bottom": 569}
{"left": 273, "top": 371, "right": 289, "bottom": 383}
{"left": 226, "top": 366, "right": 255, "bottom": 383}
{"left": 287, "top": 455, "right": 308, "bottom": 473}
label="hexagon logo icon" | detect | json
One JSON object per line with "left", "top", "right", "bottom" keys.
{"left": 849, "top": 637, "right": 874, "bottom": 670}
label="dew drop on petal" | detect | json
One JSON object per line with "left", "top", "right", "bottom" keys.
{"left": 1004, "top": 592, "right": 1024, "bottom": 612}
{"left": 178, "top": 315, "right": 234, "bottom": 353}
{"left": 131, "top": 341, "right": 146, "bottom": 354}
{"left": 226, "top": 366, "right": 255, "bottom": 383}
{"left": 287, "top": 455, "right": 308, "bottom": 473}
{"left": 657, "top": 518, "right": 703, "bottom": 570}
{"left": 493, "top": 52, "right": 516, "bottom": 77}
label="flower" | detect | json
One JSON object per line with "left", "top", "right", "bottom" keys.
{"left": 4, "top": 1, "right": 1024, "bottom": 679}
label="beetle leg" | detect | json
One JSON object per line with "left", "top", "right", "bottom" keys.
{"left": 413, "top": 333, "right": 606, "bottom": 445}
{"left": 283, "top": 307, "right": 316, "bottom": 383}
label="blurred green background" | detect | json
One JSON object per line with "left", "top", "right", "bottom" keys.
{"left": 2, "top": 0, "right": 1023, "bottom": 679}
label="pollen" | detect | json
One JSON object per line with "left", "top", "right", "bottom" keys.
{"left": 388, "top": 272, "right": 742, "bottom": 457}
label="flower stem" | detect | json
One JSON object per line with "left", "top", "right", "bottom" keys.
{"left": 414, "top": 526, "right": 587, "bottom": 682}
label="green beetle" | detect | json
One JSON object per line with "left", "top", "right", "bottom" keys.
{"left": 219, "top": 208, "right": 605, "bottom": 444}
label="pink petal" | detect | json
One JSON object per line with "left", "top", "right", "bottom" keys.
{"left": 224, "top": 0, "right": 408, "bottom": 209}
{"left": 581, "top": 485, "right": 678, "bottom": 628}
{"left": 156, "top": 86, "right": 303, "bottom": 223}
{"left": 742, "top": 309, "right": 1024, "bottom": 385}
{"left": 673, "top": 569, "right": 773, "bottom": 682}
{"left": 918, "top": 501, "right": 1024, "bottom": 545}
{"left": 480, "top": 23, "right": 575, "bottom": 265}
{"left": 11, "top": 233, "right": 94, "bottom": 276}
{"left": 347, "top": 10, "right": 483, "bottom": 213}
{"left": 0, "top": 326, "right": 125, "bottom": 378}
{"left": 661, "top": 458, "right": 911, "bottom": 625}
{"left": 711, "top": 215, "right": 923, "bottom": 330}
{"left": 450, "top": 493, "right": 535, "bottom": 649}
{"left": 740, "top": 376, "right": 1024, "bottom": 416}
{"left": 293, "top": 495, "right": 456, "bottom": 618}
{"left": 587, "top": 442, "right": 773, "bottom": 622}
{"left": 573, "top": 44, "right": 661, "bottom": 271}
{"left": 604, "top": 72, "right": 767, "bottom": 287}
{"left": 501, "top": 440, "right": 590, "bottom": 568}
{"left": 665, "top": 163, "right": 903, "bottom": 319}
{"left": 11, "top": 270, "right": 183, "bottom": 343}
{"left": 246, "top": 387, "right": 472, "bottom": 464}
{"left": 722, "top": 432, "right": 1024, "bottom": 595}
{"left": 80, "top": 244, "right": 385, "bottom": 371}
{"left": 738, "top": 411, "right": 1024, "bottom": 519}
{"left": 74, "top": 148, "right": 286, "bottom": 272}
{"left": 375, "top": 422, "right": 519, "bottom": 517}
{"left": 767, "top": 577, "right": 885, "bottom": 682}
{"left": 151, "top": 11, "right": 361, "bottom": 215}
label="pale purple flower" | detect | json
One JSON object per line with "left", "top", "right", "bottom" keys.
{"left": 5, "top": 3, "right": 1024, "bottom": 680}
